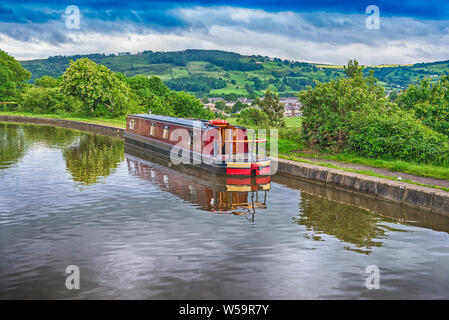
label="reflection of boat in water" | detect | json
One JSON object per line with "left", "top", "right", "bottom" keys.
{"left": 125, "top": 145, "right": 270, "bottom": 219}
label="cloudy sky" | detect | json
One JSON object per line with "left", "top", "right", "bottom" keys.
{"left": 1, "top": 0, "right": 449, "bottom": 65}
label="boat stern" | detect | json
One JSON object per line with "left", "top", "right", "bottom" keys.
{"left": 225, "top": 159, "right": 271, "bottom": 176}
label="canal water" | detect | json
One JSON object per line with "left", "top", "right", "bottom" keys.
{"left": 1, "top": 122, "right": 449, "bottom": 299}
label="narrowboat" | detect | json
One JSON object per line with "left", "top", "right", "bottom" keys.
{"left": 124, "top": 114, "right": 271, "bottom": 176}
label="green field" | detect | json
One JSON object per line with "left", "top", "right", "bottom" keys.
{"left": 21, "top": 49, "right": 448, "bottom": 97}
{"left": 227, "top": 117, "right": 301, "bottom": 128}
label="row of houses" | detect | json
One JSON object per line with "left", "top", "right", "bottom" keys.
{"left": 203, "top": 97, "right": 302, "bottom": 117}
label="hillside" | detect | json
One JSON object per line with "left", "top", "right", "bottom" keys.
{"left": 20, "top": 49, "right": 449, "bottom": 97}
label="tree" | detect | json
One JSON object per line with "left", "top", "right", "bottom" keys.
{"left": 256, "top": 88, "right": 285, "bottom": 127}
{"left": 237, "top": 108, "right": 268, "bottom": 127}
{"left": 397, "top": 76, "right": 449, "bottom": 136}
{"left": 35, "top": 75, "right": 60, "bottom": 88}
{"left": 0, "top": 50, "right": 31, "bottom": 101}
{"left": 126, "top": 75, "right": 174, "bottom": 116}
{"left": 214, "top": 100, "right": 227, "bottom": 110}
{"left": 388, "top": 90, "right": 399, "bottom": 102}
{"left": 201, "top": 96, "right": 209, "bottom": 104}
{"left": 344, "top": 59, "right": 364, "bottom": 79}
{"left": 61, "top": 58, "right": 138, "bottom": 117}
{"left": 171, "top": 91, "right": 214, "bottom": 119}
{"left": 232, "top": 101, "right": 248, "bottom": 114}
{"left": 225, "top": 93, "right": 238, "bottom": 102}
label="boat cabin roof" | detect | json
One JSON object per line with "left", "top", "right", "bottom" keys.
{"left": 130, "top": 114, "right": 209, "bottom": 128}
{"left": 129, "top": 114, "right": 246, "bottom": 130}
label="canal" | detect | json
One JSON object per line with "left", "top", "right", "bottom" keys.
{"left": 1, "top": 122, "right": 449, "bottom": 299}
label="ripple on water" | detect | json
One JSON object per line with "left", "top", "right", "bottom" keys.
{"left": 1, "top": 123, "right": 449, "bottom": 299}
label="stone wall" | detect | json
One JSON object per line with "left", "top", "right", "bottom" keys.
{"left": 275, "top": 157, "right": 449, "bottom": 216}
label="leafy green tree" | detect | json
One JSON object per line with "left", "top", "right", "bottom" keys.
{"left": 126, "top": 74, "right": 214, "bottom": 118}
{"left": 214, "top": 100, "right": 227, "bottom": 110}
{"left": 277, "top": 82, "right": 286, "bottom": 92}
{"left": 35, "top": 75, "right": 60, "bottom": 88}
{"left": 344, "top": 59, "right": 364, "bottom": 79}
{"left": 236, "top": 107, "right": 269, "bottom": 127}
{"left": 388, "top": 90, "right": 399, "bottom": 102}
{"left": 61, "top": 58, "right": 139, "bottom": 117}
{"left": 231, "top": 101, "right": 248, "bottom": 114}
{"left": 256, "top": 88, "right": 285, "bottom": 127}
{"left": 397, "top": 76, "right": 449, "bottom": 136}
{"left": 171, "top": 91, "right": 214, "bottom": 119}
{"left": 225, "top": 93, "right": 238, "bottom": 102}
{"left": 0, "top": 50, "right": 31, "bottom": 101}
{"left": 126, "top": 75, "right": 174, "bottom": 116}
{"left": 201, "top": 96, "right": 209, "bottom": 104}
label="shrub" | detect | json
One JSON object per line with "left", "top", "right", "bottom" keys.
{"left": 347, "top": 109, "right": 449, "bottom": 166}
{"left": 278, "top": 127, "right": 304, "bottom": 153}
{"left": 19, "top": 86, "right": 82, "bottom": 114}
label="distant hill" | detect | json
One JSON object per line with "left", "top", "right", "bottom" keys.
{"left": 20, "top": 49, "right": 449, "bottom": 97}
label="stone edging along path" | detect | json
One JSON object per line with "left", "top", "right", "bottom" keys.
{"left": 2, "top": 115, "right": 448, "bottom": 215}
{"left": 275, "top": 158, "right": 449, "bottom": 216}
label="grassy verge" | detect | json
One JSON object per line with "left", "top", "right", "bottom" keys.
{"left": 286, "top": 151, "right": 449, "bottom": 181}
{"left": 0, "top": 111, "right": 127, "bottom": 128}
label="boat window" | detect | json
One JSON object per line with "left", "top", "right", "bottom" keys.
{"left": 188, "top": 130, "right": 193, "bottom": 146}
{"left": 162, "top": 125, "right": 170, "bottom": 139}
{"left": 149, "top": 122, "right": 156, "bottom": 136}
{"left": 128, "top": 119, "right": 135, "bottom": 131}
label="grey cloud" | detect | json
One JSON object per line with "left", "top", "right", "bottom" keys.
{"left": 1, "top": 6, "right": 449, "bottom": 65}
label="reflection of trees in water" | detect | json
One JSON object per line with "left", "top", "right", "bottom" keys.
{"left": 63, "top": 134, "right": 124, "bottom": 185}
{"left": 0, "top": 123, "right": 81, "bottom": 170}
{"left": 0, "top": 123, "right": 124, "bottom": 184}
{"left": 293, "top": 193, "right": 406, "bottom": 254}
{"left": 0, "top": 123, "right": 28, "bottom": 169}
{"left": 21, "top": 124, "right": 80, "bottom": 147}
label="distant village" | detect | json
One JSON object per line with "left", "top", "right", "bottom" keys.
{"left": 202, "top": 97, "right": 302, "bottom": 117}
